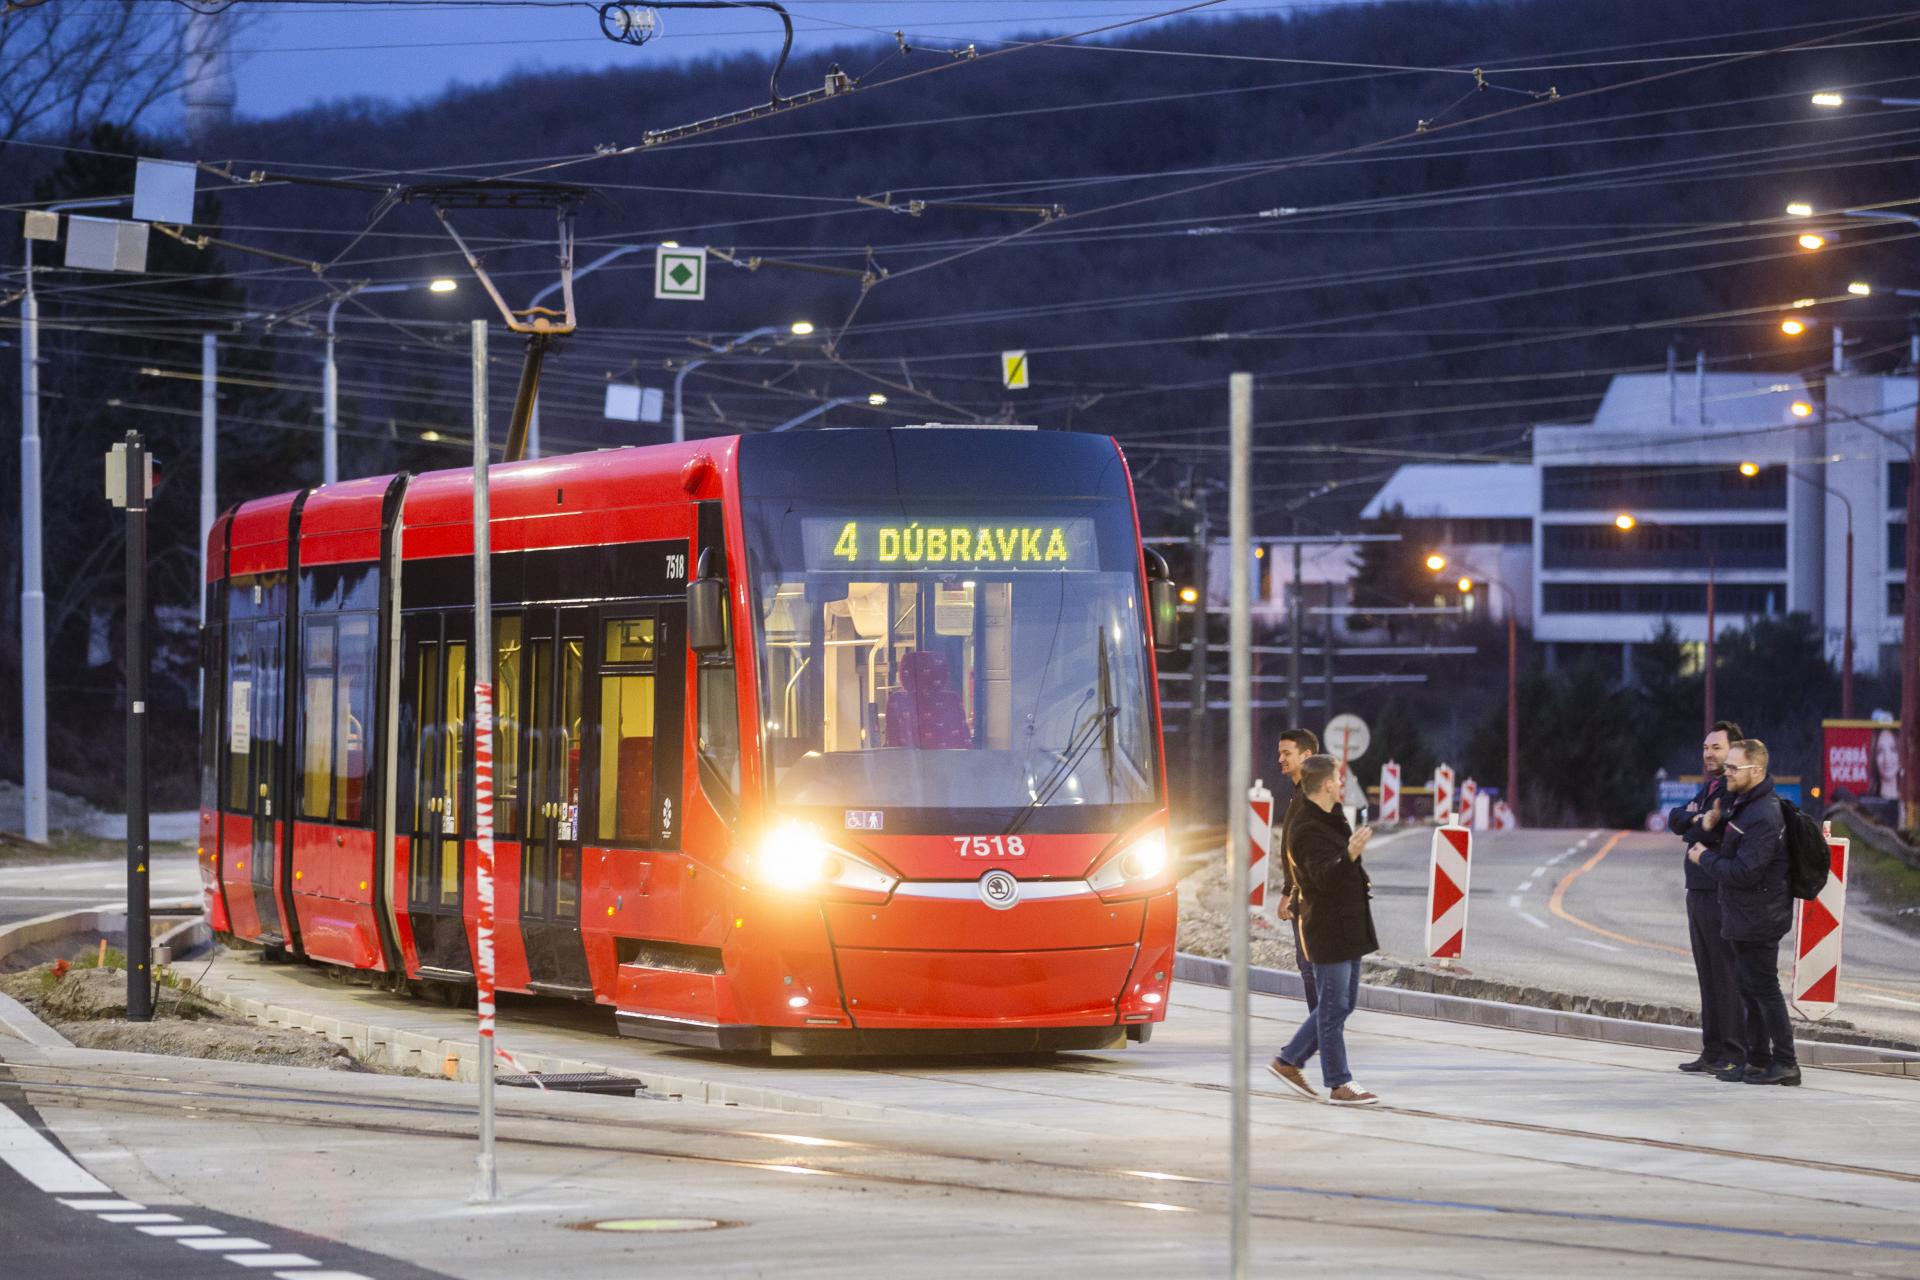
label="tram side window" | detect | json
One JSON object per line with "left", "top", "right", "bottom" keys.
{"left": 226, "top": 624, "right": 253, "bottom": 812}
{"left": 697, "top": 664, "right": 740, "bottom": 804}
{"left": 298, "top": 615, "right": 375, "bottom": 824}
{"left": 597, "top": 618, "right": 656, "bottom": 844}
{"left": 493, "top": 615, "right": 522, "bottom": 837}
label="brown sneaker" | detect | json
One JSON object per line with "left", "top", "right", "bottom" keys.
{"left": 1326, "top": 1083, "right": 1380, "bottom": 1107}
{"left": 1266, "top": 1058, "right": 1319, "bottom": 1101}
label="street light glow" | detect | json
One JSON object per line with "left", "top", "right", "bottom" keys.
{"left": 1781, "top": 318, "right": 1806, "bottom": 336}
{"left": 1791, "top": 297, "right": 1817, "bottom": 308}
{"left": 1811, "top": 93, "right": 1845, "bottom": 108}
{"left": 866, "top": 392, "right": 888, "bottom": 406}
{"left": 1785, "top": 202, "right": 1814, "bottom": 217}
{"left": 1797, "top": 233, "right": 1826, "bottom": 251}
{"left": 1178, "top": 586, "right": 1199, "bottom": 605}
{"left": 1424, "top": 552, "right": 1447, "bottom": 572}
{"left": 1613, "top": 513, "right": 1636, "bottom": 531}
{"left": 1739, "top": 461, "right": 1761, "bottom": 477}
{"left": 1790, "top": 401, "right": 1813, "bottom": 418}
{"left": 1848, "top": 281, "right": 1873, "bottom": 296}
{"left": 790, "top": 321, "right": 816, "bottom": 335}
{"left": 1456, "top": 577, "right": 1473, "bottom": 594}
{"left": 428, "top": 277, "right": 458, "bottom": 293}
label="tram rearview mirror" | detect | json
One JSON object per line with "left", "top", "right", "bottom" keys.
{"left": 688, "top": 550, "right": 729, "bottom": 655}
{"left": 1143, "top": 547, "right": 1178, "bottom": 654}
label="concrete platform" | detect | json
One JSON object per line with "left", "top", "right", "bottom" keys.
{"left": 1, "top": 943, "right": 1905, "bottom": 1276}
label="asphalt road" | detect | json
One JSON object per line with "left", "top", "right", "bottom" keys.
{"left": 0, "top": 854, "right": 201, "bottom": 927}
{"left": 1361, "top": 825, "right": 1920, "bottom": 1047}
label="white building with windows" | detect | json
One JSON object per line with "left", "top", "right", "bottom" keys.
{"left": 1361, "top": 371, "right": 1909, "bottom": 677}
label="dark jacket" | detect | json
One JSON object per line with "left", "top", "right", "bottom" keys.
{"left": 1699, "top": 778, "right": 1792, "bottom": 943}
{"left": 1277, "top": 785, "right": 1304, "bottom": 900}
{"left": 1668, "top": 773, "right": 1730, "bottom": 893}
{"left": 1284, "top": 798, "right": 1379, "bottom": 965}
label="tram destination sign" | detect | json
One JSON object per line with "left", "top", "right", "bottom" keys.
{"left": 802, "top": 518, "right": 1096, "bottom": 571}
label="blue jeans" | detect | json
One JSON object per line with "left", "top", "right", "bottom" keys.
{"left": 1290, "top": 915, "right": 1319, "bottom": 1010}
{"left": 1279, "top": 959, "right": 1361, "bottom": 1089}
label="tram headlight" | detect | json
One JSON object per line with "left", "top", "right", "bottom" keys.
{"left": 1089, "top": 829, "right": 1170, "bottom": 898}
{"left": 753, "top": 823, "right": 897, "bottom": 899}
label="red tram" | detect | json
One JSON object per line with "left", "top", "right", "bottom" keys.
{"left": 197, "top": 427, "right": 1178, "bottom": 1053}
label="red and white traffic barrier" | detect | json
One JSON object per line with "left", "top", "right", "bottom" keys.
{"left": 1457, "top": 777, "right": 1479, "bottom": 827}
{"left": 1492, "top": 799, "right": 1516, "bottom": 831}
{"left": 1425, "top": 824, "right": 1472, "bottom": 960}
{"left": 1379, "top": 761, "right": 1401, "bottom": 825}
{"left": 1791, "top": 823, "right": 1850, "bottom": 1020}
{"left": 1248, "top": 778, "right": 1275, "bottom": 920}
{"left": 1433, "top": 763, "right": 1455, "bottom": 825}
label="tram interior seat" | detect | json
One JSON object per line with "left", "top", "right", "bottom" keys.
{"left": 885, "top": 651, "right": 970, "bottom": 750}
{"left": 616, "top": 737, "right": 653, "bottom": 838}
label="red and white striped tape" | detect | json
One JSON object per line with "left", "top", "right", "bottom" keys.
{"left": 1433, "top": 764, "right": 1455, "bottom": 825}
{"left": 1248, "top": 778, "right": 1274, "bottom": 918}
{"left": 1379, "top": 761, "right": 1401, "bottom": 825}
{"left": 474, "top": 681, "right": 498, "bottom": 1046}
{"left": 1791, "top": 823, "right": 1850, "bottom": 1021}
{"left": 1425, "top": 824, "right": 1472, "bottom": 960}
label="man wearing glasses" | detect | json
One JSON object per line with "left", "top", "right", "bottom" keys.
{"left": 1667, "top": 720, "right": 1745, "bottom": 1077}
{"left": 1688, "top": 739, "right": 1801, "bottom": 1086}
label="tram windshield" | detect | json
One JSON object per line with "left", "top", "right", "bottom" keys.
{"left": 744, "top": 501, "right": 1160, "bottom": 816}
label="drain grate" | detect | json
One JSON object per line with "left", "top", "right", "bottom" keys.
{"left": 498, "top": 1071, "right": 646, "bottom": 1097}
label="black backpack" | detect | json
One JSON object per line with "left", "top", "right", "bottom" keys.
{"left": 1776, "top": 797, "right": 1830, "bottom": 900}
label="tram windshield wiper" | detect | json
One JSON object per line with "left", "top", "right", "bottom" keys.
{"left": 1013, "top": 637, "right": 1121, "bottom": 836}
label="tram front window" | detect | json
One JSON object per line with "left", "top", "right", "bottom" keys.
{"left": 747, "top": 507, "right": 1159, "bottom": 814}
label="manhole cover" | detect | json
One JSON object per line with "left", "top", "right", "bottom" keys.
{"left": 572, "top": 1218, "right": 730, "bottom": 1234}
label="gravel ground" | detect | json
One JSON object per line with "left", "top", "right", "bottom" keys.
{"left": 1, "top": 961, "right": 374, "bottom": 1071}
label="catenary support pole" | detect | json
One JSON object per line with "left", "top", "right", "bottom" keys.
{"left": 1288, "top": 539, "right": 1302, "bottom": 726}
{"left": 1226, "top": 372, "right": 1253, "bottom": 1280}
{"left": 471, "top": 320, "right": 499, "bottom": 1203}
{"left": 1704, "top": 552, "right": 1717, "bottom": 735}
{"left": 1188, "top": 502, "right": 1210, "bottom": 811}
{"left": 1322, "top": 582, "right": 1336, "bottom": 720}
{"left": 200, "top": 333, "right": 217, "bottom": 624}
{"left": 1902, "top": 394, "right": 1919, "bottom": 831}
{"left": 123, "top": 432, "right": 152, "bottom": 1023}
{"left": 20, "top": 242, "right": 47, "bottom": 845}
{"left": 1506, "top": 608, "right": 1519, "bottom": 817}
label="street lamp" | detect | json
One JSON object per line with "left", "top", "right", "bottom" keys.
{"left": 672, "top": 320, "right": 815, "bottom": 444}
{"left": 769, "top": 392, "right": 888, "bottom": 433}
{"left": 1810, "top": 91, "right": 1920, "bottom": 109}
{"left": 1429, "top": 553, "right": 1520, "bottom": 820}
{"left": 324, "top": 277, "right": 457, "bottom": 484}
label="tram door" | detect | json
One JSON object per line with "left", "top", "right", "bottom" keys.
{"left": 520, "top": 605, "right": 591, "bottom": 991}
{"left": 242, "top": 621, "right": 286, "bottom": 941}
{"left": 401, "top": 612, "right": 474, "bottom": 979}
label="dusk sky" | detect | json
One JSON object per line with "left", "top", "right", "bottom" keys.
{"left": 221, "top": 1, "right": 1305, "bottom": 119}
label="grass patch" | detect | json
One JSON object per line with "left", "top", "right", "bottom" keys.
{"left": 1828, "top": 818, "right": 1920, "bottom": 922}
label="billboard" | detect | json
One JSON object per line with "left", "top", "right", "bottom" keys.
{"left": 1822, "top": 719, "right": 1904, "bottom": 805}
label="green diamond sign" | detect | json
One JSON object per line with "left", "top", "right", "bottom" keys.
{"left": 655, "top": 246, "right": 707, "bottom": 301}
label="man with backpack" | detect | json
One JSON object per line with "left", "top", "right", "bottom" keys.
{"left": 1668, "top": 720, "right": 1746, "bottom": 1077}
{"left": 1687, "top": 738, "right": 1800, "bottom": 1086}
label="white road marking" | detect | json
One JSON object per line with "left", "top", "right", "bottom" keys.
{"left": 1855, "top": 992, "right": 1920, "bottom": 1010}
{"left": 278, "top": 1273, "right": 374, "bottom": 1280}
{"left": 1518, "top": 910, "right": 1551, "bottom": 931}
{"left": 179, "top": 1237, "right": 272, "bottom": 1252}
{"left": 1506, "top": 893, "right": 1523, "bottom": 910}
{"left": 0, "top": 1107, "right": 112, "bottom": 1194}
{"left": 227, "top": 1254, "right": 319, "bottom": 1268}
{"left": 1516, "top": 879, "right": 1535, "bottom": 893}
{"left": 100, "top": 1212, "right": 182, "bottom": 1223}
{"left": 58, "top": 1198, "right": 143, "bottom": 1210}
{"left": 1531, "top": 864, "right": 1548, "bottom": 877}
{"left": 139, "top": 1224, "right": 225, "bottom": 1237}
{"left": 1569, "top": 937, "right": 1622, "bottom": 953}
{"left": 1547, "top": 847, "right": 1580, "bottom": 866}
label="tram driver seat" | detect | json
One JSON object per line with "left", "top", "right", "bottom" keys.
{"left": 885, "top": 651, "right": 971, "bottom": 749}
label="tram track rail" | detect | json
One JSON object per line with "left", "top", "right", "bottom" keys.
{"left": 5, "top": 1052, "right": 1918, "bottom": 1274}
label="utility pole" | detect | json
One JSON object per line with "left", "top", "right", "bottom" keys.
{"left": 200, "top": 333, "right": 217, "bottom": 624}
{"left": 1225, "top": 372, "right": 1253, "bottom": 1280}
{"left": 107, "top": 434, "right": 153, "bottom": 1022}
{"left": 1188, "top": 493, "right": 1211, "bottom": 809}
{"left": 471, "top": 321, "right": 500, "bottom": 1203}
{"left": 1322, "top": 582, "right": 1336, "bottom": 720}
{"left": 1288, "top": 539, "right": 1303, "bottom": 727}
{"left": 1902, "top": 394, "right": 1919, "bottom": 831}
{"left": 1704, "top": 551, "right": 1717, "bottom": 734}
{"left": 19, "top": 243, "right": 47, "bottom": 845}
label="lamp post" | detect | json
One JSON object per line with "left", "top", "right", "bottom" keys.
{"left": 18, "top": 195, "right": 129, "bottom": 845}
{"left": 1427, "top": 553, "right": 1520, "bottom": 820}
{"left": 323, "top": 277, "right": 457, "bottom": 484}
{"left": 768, "top": 392, "right": 887, "bottom": 432}
{"left": 673, "top": 320, "right": 814, "bottom": 444}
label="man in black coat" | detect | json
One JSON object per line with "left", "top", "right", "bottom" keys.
{"left": 1668, "top": 719, "right": 1745, "bottom": 1075}
{"left": 1274, "top": 728, "right": 1321, "bottom": 1013}
{"left": 1688, "top": 738, "right": 1801, "bottom": 1086}
{"left": 1268, "top": 754, "right": 1381, "bottom": 1106}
